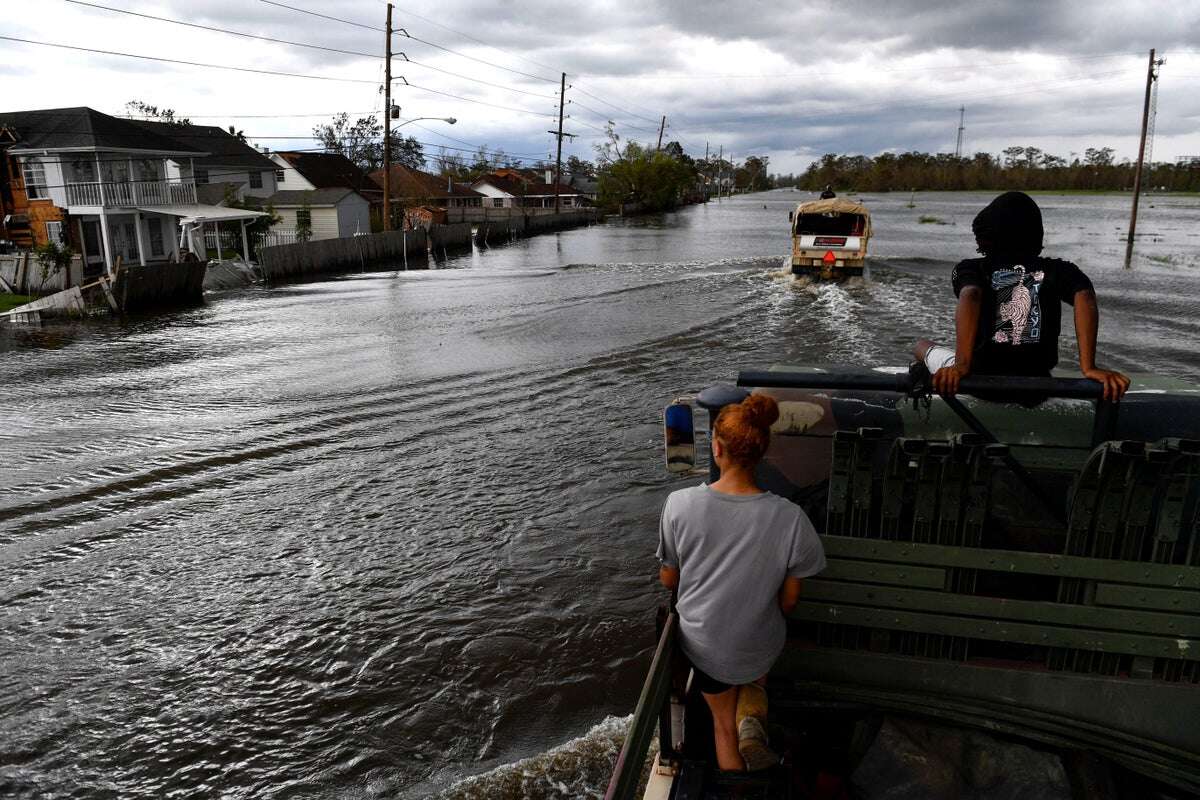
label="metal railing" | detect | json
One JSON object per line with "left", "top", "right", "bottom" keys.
{"left": 65, "top": 180, "right": 197, "bottom": 207}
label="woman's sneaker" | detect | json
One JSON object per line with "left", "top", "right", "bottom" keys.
{"left": 737, "top": 715, "right": 779, "bottom": 771}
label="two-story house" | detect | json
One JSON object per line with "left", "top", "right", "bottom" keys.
{"left": 131, "top": 120, "right": 279, "bottom": 203}
{"left": 0, "top": 106, "right": 266, "bottom": 279}
{"left": 266, "top": 151, "right": 374, "bottom": 239}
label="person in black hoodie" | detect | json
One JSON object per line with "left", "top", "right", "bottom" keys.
{"left": 914, "top": 191, "right": 1130, "bottom": 401}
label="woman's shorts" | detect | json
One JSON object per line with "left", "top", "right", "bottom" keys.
{"left": 692, "top": 665, "right": 733, "bottom": 695}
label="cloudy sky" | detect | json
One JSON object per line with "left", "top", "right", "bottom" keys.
{"left": 3, "top": 0, "right": 1199, "bottom": 175}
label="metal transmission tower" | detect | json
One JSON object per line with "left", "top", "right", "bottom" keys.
{"left": 954, "top": 106, "right": 965, "bottom": 159}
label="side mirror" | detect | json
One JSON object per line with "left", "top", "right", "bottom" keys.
{"left": 664, "top": 402, "right": 696, "bottom": 474}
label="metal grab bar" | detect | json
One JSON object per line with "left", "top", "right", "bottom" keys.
{"left": 737, "top": 369, "right": 1108, "bottom": 400}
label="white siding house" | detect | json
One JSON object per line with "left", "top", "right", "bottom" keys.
{"left": 267, "top": 189, "right": 370, "bottom": 241}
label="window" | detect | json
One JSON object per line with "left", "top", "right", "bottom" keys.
{"left": 147, "top": 217, "right": 165, "bottom": 257}
{"left": 195, "top": 168, "right": 209, "bottom": 185}
{"left": 275, "top": 169, "right": 285, "bottom": 183}
{"left": 22, "top": 159, "right": 47, "bottom": 199}
{"left": 492, "top": 198, "right": 504, "bottom": 208}
{"left": 249, "top": 171, "right": 263, "bottom": 189}
{"left": 45, "top": 220, "right": 64, "bottom": 243}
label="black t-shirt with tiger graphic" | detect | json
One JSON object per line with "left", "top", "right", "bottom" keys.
{"left": 951, "top": 256, "right": 1094, "bottom": 376}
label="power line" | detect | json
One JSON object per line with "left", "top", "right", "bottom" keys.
{"left": 64, "top": 0, "right": 381, "bottom": 59}
{"left": 571, "top": 86, "right": 661, "bottom": 126}
{"left": 259, "top": 0, "right": 380, "bottom": 32}
{"left": 0, "top": 35, "right": 377, "bottom": 83}
{"left": 399, "top": 55, "right": 558, "bottom": 99}
{"left": 396, "top": 79, "right": 557, "bottom": 117}
{"left": 396, "top": 30, "right": 558, "bottom": 84}
{"left": 388, "top": 3, "right": 559, "bottom": 74}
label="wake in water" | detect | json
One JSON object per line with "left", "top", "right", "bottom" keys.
{"left": 437, "top": 716, "right": 652, "bottom": 800}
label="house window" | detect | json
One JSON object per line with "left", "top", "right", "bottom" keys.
{"left": 249, "top": 171, "right": 263, "bottom": 189}
{"left": 275, "top": 169, "right": 285, "bottom": 183}
{"left": 195, "top": 168, "right": 209, "bottom": 185}
{"left": 492, "top": 198, "right": 504, "bottom": 208}
{"left": 22, "top": 159, "right": 47, "bottom": 199}
{"left": 147, "top": 217, "right": 165, "bottom": 257}
{"left": 45, "top": 220, "right": 64, "bottom": 244}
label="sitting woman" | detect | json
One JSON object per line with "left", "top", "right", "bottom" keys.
{"left": 656, "top": 394, "right": 826, "bottom": 771}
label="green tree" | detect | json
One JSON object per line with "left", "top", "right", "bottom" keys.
{"left": 295, "top": 195, "right": 313, "bottom": 243}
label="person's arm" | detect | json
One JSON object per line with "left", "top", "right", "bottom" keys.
{"left": 933, "top": 286, "right": 983, "bottom": 396}
{"left": 1074, "top": 289, "right": 1131, "bottom": 401}
{"left": 659, "top": 565, "right": 679, "bottom": 591}
{"left": 778, "top": 576, "right": 803, "bottom": 615}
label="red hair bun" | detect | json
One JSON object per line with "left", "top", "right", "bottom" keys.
{"left": 713, "top": 394, "right": 779, "bottom": 466}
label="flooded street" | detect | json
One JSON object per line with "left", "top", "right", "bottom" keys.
{"left": 2, "top": 191, "right": 1200, "bottom": 799}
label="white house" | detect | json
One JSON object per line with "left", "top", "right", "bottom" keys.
{"left": 1, "top": 106, "right": 264, "bottom": 277}
{"left": 132, "top": 120, "right": 279, "bottom": 201}
{"left": 267, "top": 188, "right": 371, "bottom": 241}
{"left": 265, "top": 151, "right": 376, "bottom": 239}
{"left": 471, "top": 170, "right": 582, "bottom": 209}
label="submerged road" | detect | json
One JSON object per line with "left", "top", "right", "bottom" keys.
{"left": 2, "top": 191, "right": 1199, "bottom": 799}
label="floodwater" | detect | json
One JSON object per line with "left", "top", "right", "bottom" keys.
{"left": 2, "top": 191, "right": 1199, "bottom": 799}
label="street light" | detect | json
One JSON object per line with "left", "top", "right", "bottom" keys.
{"left": 395, "top": 116, "right": 457, "bottom": 127}
{"left": 383, "top": 110, "right": 457, "bottom": 231}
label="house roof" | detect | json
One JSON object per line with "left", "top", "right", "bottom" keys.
{"left": 274, "top": 151, "right": 380, "bottom": 194}
{"left": 0, "top": 107, "right": 206, "bottom": 155}
{"left": 474, "top": 173, "right": 578, "bottom": 197}
{"left": 196, "top": 182, "right": 242, "bottom": 205}
{"left": 262, "top": 188, "right": 361, "bottom": 207}
{"left": 368, "top": 164, "right": 485, "bottom": 200}
{"left": 131, "top": 120, "right": 277, "bottom": 170}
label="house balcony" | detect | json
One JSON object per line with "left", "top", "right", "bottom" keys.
{"left": 65, "top": 180, "right": 197, "bottom": 208}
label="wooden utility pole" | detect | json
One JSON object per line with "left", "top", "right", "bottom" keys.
{"left": 554, "top": 72, "right": 566, "bottom": 214}
{"left": 717, "top": 145, "right": 723, "bottom": 200}
{"left": 1125, "top": 48, "right": 1161, "bottom": 269}
{"left": 656, "top": 116, "right": 667, "bottom": 151}
{"left": 382, "top": 3, "right": 394, "bottom": 232}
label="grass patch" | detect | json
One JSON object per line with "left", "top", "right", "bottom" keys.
{"left": 918, "top": 215, "right": 949, "bottom": 225}
{"left": 0, "top": 293, "right": 35, "bottom": 312}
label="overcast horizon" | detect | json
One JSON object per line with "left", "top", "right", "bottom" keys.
{"left": 2, "top": 0, "right": 1198, "bottom": 176}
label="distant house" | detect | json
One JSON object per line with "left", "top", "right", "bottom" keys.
{"left": 0, "top": 106, "right": 265, "bottom": 276}
{"left": 131, "top": 120, "right": 279, "bottom": 201}
{"left": 368, "top": 163, "right": 483, "bottom": 228}
{"left": 267, "top": 188, "right": 371, "bottom": 241}
{"left": 264, "top": 151, "right": 375, "bottom": 239}
{"left": 472, "top": 169, "right": 582, "bottom": 209}
{"left": 567, "top": 173, "right": 599, "bottom": 205}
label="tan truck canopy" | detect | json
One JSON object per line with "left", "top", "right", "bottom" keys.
{"left": 793, "top": 198, "right": 872, "bottom": 237}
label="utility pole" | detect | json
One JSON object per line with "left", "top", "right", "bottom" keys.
{"left": 546, "top": 73, "right": 575, "bottom": 214}
{"left": 1125, "top": 48, "right": 1162, "bottom": 269}
{"left": 554, "top": 72, "right": 566, "bottom": 214}
{"left": 656, "top": 115, "right": 667, "bottom": 151}
{"left": 954, "top": 106, "right": 965, "bottom": 159}
{"left": 704, "top": 141, "right": 709, "bottom": 201}
{"left": 717, "top": 145, "right": 723, "bottom": 201}
{"left": 382, "top": 2, "right": 393, "bottom": 232}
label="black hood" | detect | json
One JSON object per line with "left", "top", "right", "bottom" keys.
{"left": 971, "top": 191, "right": 1043, "bottom": 259}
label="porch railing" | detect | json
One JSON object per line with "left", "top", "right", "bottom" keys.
{"left": 65, "top": 180, "right": 197, "bottom": 208}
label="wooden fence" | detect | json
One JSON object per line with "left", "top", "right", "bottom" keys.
{"left": 257, "top": 229, "right": 428, "bottom": 281}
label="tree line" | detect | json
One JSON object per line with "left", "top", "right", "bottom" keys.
{"left": 775, "top": 148, "right": 1200, "bottom": 193}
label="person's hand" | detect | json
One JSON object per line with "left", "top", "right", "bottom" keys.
{"left": 1083, "top": 367, "right": 1131, "bottom": 402}
{"left": 933, "top": 364, "right": 970, "bottom": 396}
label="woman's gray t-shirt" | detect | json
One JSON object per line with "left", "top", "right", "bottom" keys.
{"left": 657, "top": 484, "right": 825, "bottom": 685}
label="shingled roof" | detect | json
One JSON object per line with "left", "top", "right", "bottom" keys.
{"left": 0, "top": 107, "right": 205, "bottom": 154}
{"left": 131, "top": 120, "right": 277, "bottom": 170}
{"left": 274, "top": 151, "right": 380, "bottom": 195}
{"left": 473, "top": 172, "right": 579, "bottom": 197}
{"left": 369, "top": 164, "right": 484, "bottom": 200}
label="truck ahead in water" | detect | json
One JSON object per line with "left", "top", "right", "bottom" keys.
{"left": 789, "top": 198, "right": 872, "bottom": 279}
{"left": 608, "top": 366, "right": 1200, "bottom": 800}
